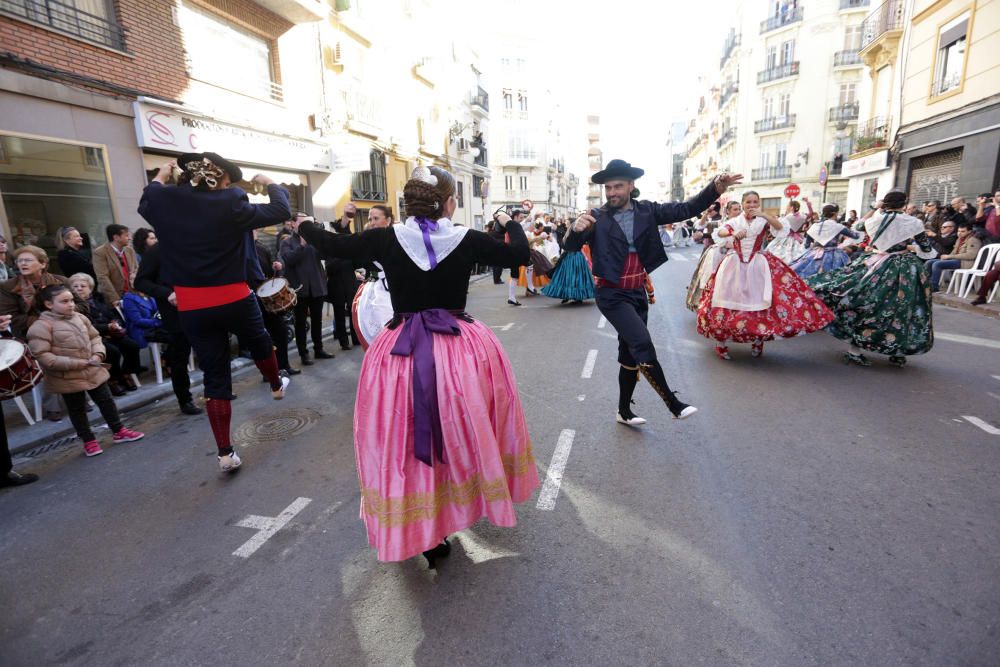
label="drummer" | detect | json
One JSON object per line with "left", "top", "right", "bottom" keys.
{"left": 250, "top": 229, "right": 298, "bottom": 376}
{"left": 0, "top": 313, "right": 39, "bottom": 488}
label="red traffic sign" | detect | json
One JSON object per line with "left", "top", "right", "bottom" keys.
{"left": 521, "top": 199, "right": 534, "bottom": 211}
{"left": 784, "top": 184, "right": 801, "bottom": 198}
{"left": 818, "top": 166, "right": 828, "bottom": 187}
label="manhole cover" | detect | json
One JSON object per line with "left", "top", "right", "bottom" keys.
{"left": 233, "top": 408, "right": 322, "bottom": 447}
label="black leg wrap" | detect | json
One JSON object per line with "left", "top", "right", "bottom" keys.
{"left": 638, "top": 361, "right": 686, "bottom": 417}
{"left": 618, "top": 365, "right": 639, "bottom": 418}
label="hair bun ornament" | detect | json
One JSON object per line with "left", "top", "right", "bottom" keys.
{"left": 412, "top": 166, "right": 438, "bottom": 186}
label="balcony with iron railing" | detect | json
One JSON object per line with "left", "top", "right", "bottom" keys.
{"left": 760, "top": 6, "right": 803, "bottom": 34}
{"left": 751, "top": 165, "right": 792, "bottom": 181}
{"left": 717, "top": 127, "right": 737, "bottom": 149}
{"left": 840, "top": 0, "right": 870, "bottom": 9}
{"left": 834, "top": 50, "right": 862, "bottom": 67}
{"left": 757, "top": 61, "right": 800, "bottom": 85}
{"left": 473, "top": 146, "right": 488, "bottom": 167}
{"left": 931, "top": 72, "right": 962, "bottom": 97}
{"left": 755, "top": 115, "right": 796, "bottom": 134}
{"left": 829, "top": 102, "right": 859, "bottom": 122}
{"left": 0, "top": 0, "right": 126, "bottom": 49}
{"left": 470, "top": 86, "right": 489, "bottom": 113}
{"left": 860, "top": 0, "right": 904, "bottom": 51}
{"left": 720, "top": 81, "right": 739, "bottom": 108}
{"left": 851, "top": 115, "right": 890, "bottom": 155}
{"left": 720, "top": 33, "right": 741, "bottom": 68}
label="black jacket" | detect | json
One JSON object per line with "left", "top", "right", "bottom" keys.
{"left": 565, "top": 182, "right": 719, "bottom": 283}
{"left": 133, "top": 243, "right": 181, "bottom": 333}
{"left": 57, "top": 247, "right": 96, "bottom": 280}
{"left": 280, "top": 232, "right": 328, "bottom": 299}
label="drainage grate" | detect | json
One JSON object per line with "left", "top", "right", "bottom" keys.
{"left": 233, "top": 408, "right": 322, "bottom": 448}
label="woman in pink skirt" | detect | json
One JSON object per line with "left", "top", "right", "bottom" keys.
{"left": 300, "top": 166, "right": 538, "bottom": 567}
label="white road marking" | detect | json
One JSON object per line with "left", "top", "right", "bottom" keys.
{"left": 581, "top": 349, "right": 598, "bottom": 378}
{"left": 993, "top": 375, "right": 1000, "bottom": 382}
{"left": 988, "top": 392, "right": 1000, "bottom": 402}
{"left": 936, "top": 333, "right": 1000, "bottom": 350}
{"left": 577, "top": 394, "right": 586, "bottom": 402}
{"left": 233, "top": 497, "right": 312, "bottom": 558}
{"left": 498, "top": 322, "right": 515, "bottom": 331}
{"left": 536, "top": 429, "right": 576, "bottom": 511}
{"left": 961, "top": 416, "right": 1000, "bottom": 436}
{"left": 672, "top": 254, "right": 689, "bottom": 262}
{"left": 598, "top": 315, "right": 607, "bottom": 329}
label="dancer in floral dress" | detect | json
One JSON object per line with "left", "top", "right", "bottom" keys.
{"left": 696, "top": 191, "right": 835, "bottom": 360}
{"left": 766, "top": 198, "right": 813, "bottom": 265}
{"left": 686, "top": 200, "right": 739, "bottom": 311}
{"left": 807, "top": 189, "right": 936, "bottom": 367}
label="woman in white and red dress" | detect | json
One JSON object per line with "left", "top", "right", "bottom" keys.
{"left": 696, "top": 191, "right": 834, "bottom": 360}
{"left": 300, "top": 166, "right": 538, "bottom": 567}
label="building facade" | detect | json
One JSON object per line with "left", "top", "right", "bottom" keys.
{"left": 679, "top": 0, "right": 872, "bottom": 214}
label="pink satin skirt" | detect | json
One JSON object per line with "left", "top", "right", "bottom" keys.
{"left": 354, "top": 318, "right": 538, "bottom": 562}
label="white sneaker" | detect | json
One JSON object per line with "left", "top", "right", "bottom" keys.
{"left": 672, "top": 405, "right": 698, "bottom": 420}
{"left": 272, "top": 375, "right": 290, "bottom": 400}
{"left": 218, "top": 451, "right": 242, "bottom": 472}
{"left": 616, "top": 412, "right": 647, "bottom": 426}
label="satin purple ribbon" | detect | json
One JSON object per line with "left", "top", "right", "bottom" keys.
{"left": 390, "top": 309, "right": 461, "bottom": 466}
{"left": 415, "top": 217, "right": 439, "bottom": 269}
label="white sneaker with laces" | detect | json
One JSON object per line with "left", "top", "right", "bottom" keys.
{"left": 616, "top": 412, "right": 647, "bottom": 426}
{"left": 218, "top": 451, "right": 242, "bottom": 472}
{"left": 272, "top": 375, "right": 291, "bottom": 400}
{"left": 672, "top": 405, "right": 698, "bottom": 420}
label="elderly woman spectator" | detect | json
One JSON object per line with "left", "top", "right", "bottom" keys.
{"left": 68, "top": 272, "right": 140, "bottom": 395}
{"left": 0, "top": 245, "right": 73, "bottom": 420}
{"left": 56, "top": 226, "right": 96, "bottom": 280}
{"left": 132, "top": 227, "right": 157, "bottom": 264}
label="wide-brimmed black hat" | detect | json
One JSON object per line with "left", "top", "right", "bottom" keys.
{"left": 178, "top": 151, "right": 243, "bottom": 183}
{"left": 591, "top": 159, "right": 644, "bottom": 184}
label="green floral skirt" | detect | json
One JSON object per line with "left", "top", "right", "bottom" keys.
{"left": 807, "top": 252, "right": 934, "bottom": 356}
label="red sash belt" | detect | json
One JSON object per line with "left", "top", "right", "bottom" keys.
{"left": 175, "top": 283, "right": 251, "bottom": 311}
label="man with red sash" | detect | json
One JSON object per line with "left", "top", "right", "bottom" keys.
{"left": 566, "top": 159, "right": 741, "bottom": 426}
{"left": 138, "top": 153, "right": 291, "bottom": 473}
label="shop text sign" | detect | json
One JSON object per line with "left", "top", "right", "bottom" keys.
{"left": 841, "top": 150, "right": 889, "bottom": 178}
{"left": 134, "top": 102, "right": 332, "bottom": 172}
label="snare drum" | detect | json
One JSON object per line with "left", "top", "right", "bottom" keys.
{"left": 351, "top": 278, "right": 393, "bottom": 351}
{"left": 256, "top": 278, "right": 298, "bottom": 314}
{"left": 0, "top": 338, "right": 42, "bottom": 401}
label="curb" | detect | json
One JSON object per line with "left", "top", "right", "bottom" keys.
{"left": 932, "top": 293, "right": 1000, "bottom": 320}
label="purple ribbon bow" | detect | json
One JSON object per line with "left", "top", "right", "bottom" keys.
{"left": 390, "top": 309, "right": 461, "bottom": 466}
{"left": 415, "top": 217, "right": 439, "bottom": 269}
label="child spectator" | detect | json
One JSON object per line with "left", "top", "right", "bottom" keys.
{"left": 26, "top": 285, "right": 143, "bottom": 457}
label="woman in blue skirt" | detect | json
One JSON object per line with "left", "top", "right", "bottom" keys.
{"left": 790, "top": 203, "right": 860, "bottom": 279}
{"left": 541, "top": 247, "right": 595, "bottom": 304}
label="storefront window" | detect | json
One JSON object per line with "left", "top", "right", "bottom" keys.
{"left": 0, "top": 134, "right": 115, "bottom": 271}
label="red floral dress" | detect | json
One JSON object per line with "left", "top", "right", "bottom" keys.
{"left": 696, "top": 219, "right": 834, "bottom": 343}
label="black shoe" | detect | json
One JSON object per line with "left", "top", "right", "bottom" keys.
{"left": 1, "top": 470, "right": 39, "bottom": 487}
{"left": 422, "top": 537, "right": 452, "bottom": 569}
{"left": 508, "top": 299, "right": 522, "bottom": 306}
{"left": 108, "top": 381, "right": 126, "bottom": 397}
{"left": 283, "top": 367, "right": 302, "bottom": 376}
{"left": 300, "top": 353, "right": 314, "bottom": 366}
{"left": 180, "top": 401, "right": 203, "bottom": 415}
{"left": 314, "top": 349, "right": 335, "bottom": 360}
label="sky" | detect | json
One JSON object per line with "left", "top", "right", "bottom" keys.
{"left": 475, "top": 0, "right": 734, "bottom": 187}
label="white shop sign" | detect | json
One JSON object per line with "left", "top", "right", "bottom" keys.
{"left": 133, "top": 102, "right": 332, "bottom": 172}
{"left": 842, "top": 150, "right": 889, "bottom": 178}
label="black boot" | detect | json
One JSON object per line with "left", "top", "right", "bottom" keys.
{"left": 638, "top": 361, "right": 698, "bottom": 420}
{"left": 423, "top": 537, "right": 452, "bottom": 569}
{"left": 616, "top": 366, "right": 646, "bottom": 425}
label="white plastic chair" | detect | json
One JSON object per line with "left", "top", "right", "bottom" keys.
{"left": 948, "top": 243, "right": 1000, "bottom": 298}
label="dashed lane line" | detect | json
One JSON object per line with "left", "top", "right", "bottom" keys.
{"left": 936, "top": 333, "right": 1000, "bottom": 350}
{"left": 581, "top": 349, "right": 598, "bottom": 378}
{"left": 598, "top": 315, "right": 607, "bottom": 329}
{"left": 962, "top": 416, "right": 1000, "bottom": 436}
{"left": 233, "top": 497, "right": 312, "bottom": 558}
{"left": 536, "top": 429, "right": 576, "bottom": 511}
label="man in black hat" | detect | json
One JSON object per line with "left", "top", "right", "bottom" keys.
{"left": 566, "top": 159, "right": 741, "bottom": 426}
{"left": 138, "top": 154, "right": 292, "bottom": 473}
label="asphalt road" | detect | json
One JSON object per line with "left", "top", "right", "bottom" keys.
{"left": 2, "top": 245, "right": 998, "bottom": 666}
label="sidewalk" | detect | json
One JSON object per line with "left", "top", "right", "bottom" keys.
{"left": 933, "top": 291, "right": 1000, "bottom": 321}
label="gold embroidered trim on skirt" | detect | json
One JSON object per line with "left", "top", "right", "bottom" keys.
{"left": 362, "top": 473, "right": 513, "bottom": 527}
{"left": 502, "top": 446, "right": 535, "bottom": 478}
